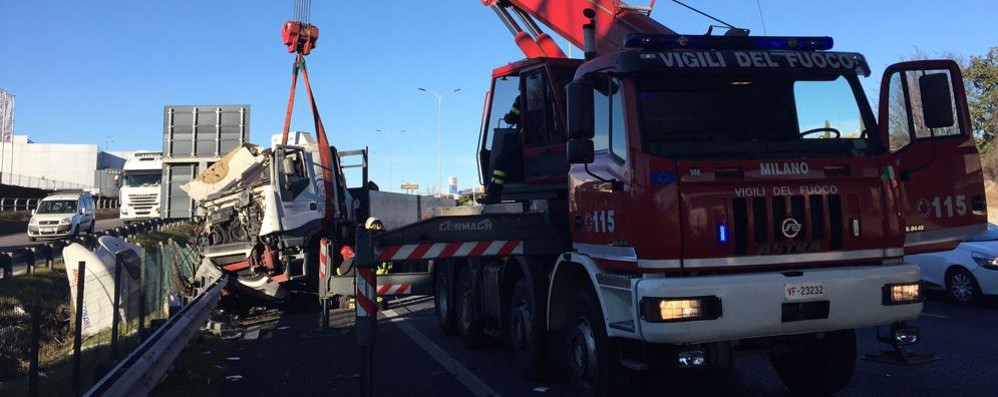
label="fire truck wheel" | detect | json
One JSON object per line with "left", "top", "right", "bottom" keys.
{"left": 769, "top": 329, "right": 857, "bottom": 395}
{"left": 508, "top": 278, "right": 546, "bottom": 379}
{"left": 565, "top": 288, "right": 618, "bottom": 397}
{"left": 434, "top": 264, "right": 457, "bottom": 335}
{"left": 458, "top": 266, "right": 485, "bottom": 348}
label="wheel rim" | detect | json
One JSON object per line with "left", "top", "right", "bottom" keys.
{"left": 568, "top": 318, "right": 598, "bottom": 389}
{"left": 950, "top": 272, "right": 974, "bottom": 302}
{"left": 510, "top": 299, "right": 531, "bottom": 352}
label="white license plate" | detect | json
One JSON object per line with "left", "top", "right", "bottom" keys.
{"left": 785, "top": 282, "right": 825, "bottom": 301}
{"left": 42, "top": 228, "right": 55, "bottom": 233}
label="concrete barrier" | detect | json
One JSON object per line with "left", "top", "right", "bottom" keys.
{"left": 369, "top": 191, "right": 456, "bottom": 230}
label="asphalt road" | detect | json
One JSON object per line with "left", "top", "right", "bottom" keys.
{"left": 204, "top": 291, "right": 998, "bottom": 397}
{"left": 0, "top": 218, "right": 124, "bottom": 249}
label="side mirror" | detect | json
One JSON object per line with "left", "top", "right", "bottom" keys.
{"left": 568, "top": 139, "right": 595, "bottom": 164}
{"left": 567, "top": 80, "right": 595, "bottom": 140}
{"left": 919, "top": 73, "right": 955, "bottom": 129}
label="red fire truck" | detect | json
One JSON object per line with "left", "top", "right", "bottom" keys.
{"left": 344, "top": 1, "right": 986, "bottom": 395}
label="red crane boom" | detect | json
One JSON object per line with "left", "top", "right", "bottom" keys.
{"left": 484, "top": 0, "right": 675, "bottom": 58}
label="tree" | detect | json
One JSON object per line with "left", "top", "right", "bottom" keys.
{"left": 964, "top": 47, "right": 998, "bottom": 153}
{"left": 897, "top": 47, "right": 997, "bottom": 153}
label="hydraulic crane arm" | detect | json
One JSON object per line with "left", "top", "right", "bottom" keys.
{"left": 485, "top": 0, "right": 675, "bottom": 58}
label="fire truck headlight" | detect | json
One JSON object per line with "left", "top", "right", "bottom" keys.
{"left": 882, "top": 282, "right": 922, "bottom": 305}
{"left": 641, "top": 296, "right": 721, "bottom": 322}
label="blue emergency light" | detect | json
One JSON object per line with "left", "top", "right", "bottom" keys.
{"left": 717, "top": 223, "right": 729, "bottom": 244}
{"left": 624, "top": 34, "right": 834, "bottom": 52}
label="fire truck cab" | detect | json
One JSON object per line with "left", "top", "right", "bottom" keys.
{"left": 449, "top": 34, "right": 985, "bottom": 395}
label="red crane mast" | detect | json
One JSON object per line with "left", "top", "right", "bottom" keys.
{"left": 483, "top": 0, "right": 675, "bottom": 58}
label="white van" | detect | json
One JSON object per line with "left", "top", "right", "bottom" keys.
{"left": 27, "top": 191, "right": 96, "bottom": 241}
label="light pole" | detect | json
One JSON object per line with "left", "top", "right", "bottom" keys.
{"left": 418, "top": 87, "right": 460, "bottom": 197}
{"left": 376, "top": 129, "right": 405, "bottom": 192}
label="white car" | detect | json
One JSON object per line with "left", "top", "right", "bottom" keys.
{"left": 906, "top": 223, "right": 998, "bottom": 304}
{"left": 27, "top": 192, "right": 96, "bottom": 241}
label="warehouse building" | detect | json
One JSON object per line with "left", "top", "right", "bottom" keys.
{"left": 0, "top": 135, "right": 127, "bottom": 196}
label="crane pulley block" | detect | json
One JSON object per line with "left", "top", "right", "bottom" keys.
{"left": 281, "top": 21, "right": 319, "bottom": 55}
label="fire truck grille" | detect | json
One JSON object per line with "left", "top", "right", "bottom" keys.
{"left": 732, "top": 194, "right": 844, "bottom": 255}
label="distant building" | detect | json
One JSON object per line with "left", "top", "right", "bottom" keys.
{"left": 0, "top": 135, "right": 129, "bottom": 196}
{"left": 0, "top": 89, "right": 13, "bottom": 142}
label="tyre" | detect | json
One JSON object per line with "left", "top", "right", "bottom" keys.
{"left": 946, "top": 267, "right": 981, "bottom": 305}
{"left": 434, "top": 263, "right": 457, "bottom": 335}
{"left": 565, "top": 288, "right": 620, "bottom": 397}
{"left": 457, "top": 265, "right": 485, "bottom": 348}
{"left": 770, "top": 329, "right": 857, "bottom": 395}
{"left": 507, "top": 278, "right": 548, "bottom": 379}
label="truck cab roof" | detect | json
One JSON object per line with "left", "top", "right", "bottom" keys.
{"left": 123, "top": 151, "right": 163, "bottom": 171}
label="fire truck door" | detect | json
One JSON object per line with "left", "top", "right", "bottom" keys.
{"left": 521, "top": 68, "right": 568, "bottom": 184}
{"left": 480, "top": 74, "right": 523, "bottom": 185}
{"left": 881, "top": 60, "right": 987, "bottom": 253}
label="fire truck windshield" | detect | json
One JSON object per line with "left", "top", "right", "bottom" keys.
{"left": 638, "top": 73, "right": 881, "bottom": 159}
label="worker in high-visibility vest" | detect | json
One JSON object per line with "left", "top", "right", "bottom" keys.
{"left": 480, "top": 96, "right": 520, "bottom": 204}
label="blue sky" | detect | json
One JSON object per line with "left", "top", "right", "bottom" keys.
{"left": 1, "top": 0, "right": 995, "bottom": 193}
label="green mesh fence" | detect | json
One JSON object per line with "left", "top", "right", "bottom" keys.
{"left": 0, "top": 226, "right": 203, "bottom": 396}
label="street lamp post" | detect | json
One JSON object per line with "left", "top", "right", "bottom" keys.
{"left": 418, "top": 87, "right": 460, "bottom": 197}
{"left": 376, "top": 129, "right": 405, "bottom": 192}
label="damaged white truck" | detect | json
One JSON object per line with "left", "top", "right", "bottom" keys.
{"left": 185, "top": 132, "right": 452, "bottom": 302}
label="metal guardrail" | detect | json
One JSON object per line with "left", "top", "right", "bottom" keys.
{"left": 96, "top": 197, "right": 120, "bottom": 209}
{"left": 0, "top": 197, "right": 40, "bottom": 212}
{"left": 85, "top": 275, "right": 224, "bottom": 396}
{"left": 0, "top": 218, "right": 187, "bottom": 279}
{"left": 0, "top": 197, "right": 119, "bottom": 212}
{"left": 0, "top": 173, "right": 90, "bottom": 191}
